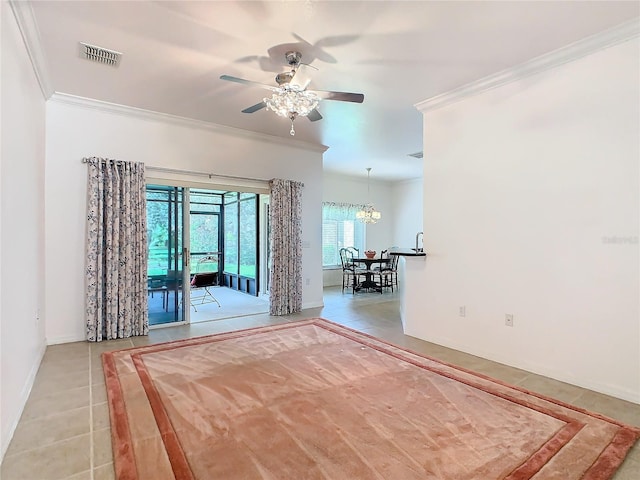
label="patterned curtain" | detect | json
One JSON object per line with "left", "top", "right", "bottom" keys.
{"left": 85, "top": 157, "right": 148, "bottom": 341}
{"left": 269, "top": 178, "right": 303, "bottom": 315}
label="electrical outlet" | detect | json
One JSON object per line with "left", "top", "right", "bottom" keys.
{"left": 305, "top": 278, "right": 310, "bottom": 286}
{"left": 459, "top": 306, "right": 466, "bottom": 317}
{"left": 505, "top": 314, "right": 514, "bottom": 327}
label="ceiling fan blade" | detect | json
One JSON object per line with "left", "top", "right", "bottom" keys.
{"left": 220, "top": 75, "right": 275, "bottom": 91}
{"left": 307, "top": 109, "right": 323, "bottom": 122}
{"left": 242, "top": 102, "right": 267, "bottom": 114}
{"left": 313, "top": 90, "right": 364, "bottom": 103}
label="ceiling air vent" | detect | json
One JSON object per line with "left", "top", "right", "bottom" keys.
{"left": 79, "top": 42, "right": 122, "bottom": 67}
{"left": 407, "top": 151, "right": 423, "bottom": 159}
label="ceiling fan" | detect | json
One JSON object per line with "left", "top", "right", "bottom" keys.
{"left": 220, "top": 51, "right": 364, "bottom": 136}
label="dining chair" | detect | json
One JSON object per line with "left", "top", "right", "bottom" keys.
{"left": 374, "top": 249, "right": 388, "bottom": 272}
{"left": 339, "top": 247, "right": 366, "bottom": 294}
{"left": 378, "top": 253, "right": 399, "bottom": 292}
{"left": 345, "top": 246, "right": 360, "bottom": 258}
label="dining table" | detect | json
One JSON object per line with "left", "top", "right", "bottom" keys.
{"left": 353, "top": 257, "right": 391, "bottom": 292}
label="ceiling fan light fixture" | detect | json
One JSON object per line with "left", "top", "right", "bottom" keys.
{"left": 263, "top": 84, "right": 320, "bottom": 118}
{"left": 221, "top": 51, "right": 362, "bottom": 137}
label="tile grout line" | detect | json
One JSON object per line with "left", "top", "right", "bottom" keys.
{"left": 89, "top": 346, "right": 95, "bottom": 480}
{"left": 1, "top": 432, "right": 92, "bottom": 459}
{"left": 14, "top": 401, "right": 90, "bottom": 426}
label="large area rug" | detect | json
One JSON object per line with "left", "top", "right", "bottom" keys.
{"left": 103, "top": 318, "right": 639, "bottom": 480}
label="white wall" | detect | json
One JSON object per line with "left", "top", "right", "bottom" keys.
{"left": 44, "top": 97, "right": 325, "bottom": 344}
{"left": 1, "top": 1, "right": 47, "bottom": 459}
{"left": 413, "top": 38, "right": 639, "bottom": 402}
{"left": 391, "top": 177, "right": 423, "bottom": 249}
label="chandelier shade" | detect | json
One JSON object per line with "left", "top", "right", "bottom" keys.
{"left": 356, "top": 204, "right": 381, "bottom": 224}
{"left": 357, "top": 168, "right": 381, "bottom": 224}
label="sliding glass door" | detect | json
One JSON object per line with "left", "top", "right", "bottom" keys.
{"left": 146, "top": 184, "right": 262, "bottom": 327}
{"left": 146, "top": 185, "right": 187, "bottom": 325}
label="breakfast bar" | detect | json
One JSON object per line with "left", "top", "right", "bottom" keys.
{"left": 389, "top": 248, "right": 427, "bottom": 332}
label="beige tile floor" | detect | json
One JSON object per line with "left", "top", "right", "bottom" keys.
{"left": 1, "top": 287, "right": 639, "bottom": 479}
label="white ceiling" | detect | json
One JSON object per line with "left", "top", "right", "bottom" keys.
{"left": 25, "top": 1, "right": 639, "bottom": 181}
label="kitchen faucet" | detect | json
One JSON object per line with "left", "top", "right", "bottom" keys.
{"left": 415, "top": 232, "right": 423, "bottom": 252}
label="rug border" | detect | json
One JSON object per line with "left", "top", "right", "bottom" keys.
{"left": 102, "top": 350, "right": 138, "bottom": 480}
{"left": 133, "top": 329, "right": 584, "bottom": 479}
{"left": 102, "top": 317, "right": 640, "bottom": 480}
{"left": 317, "top": 320, "right": 640, "bottom": 430}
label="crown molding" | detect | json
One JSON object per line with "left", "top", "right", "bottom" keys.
{"left": 9, "top": 0, "right": 54, "bottom": 100}
{"left": 8, "top": 1, "right": 325, "bottom": 154}
{"left": 49, "top": 93, "right": 329, "bottom": 153}
{"left": 415, "top": 18, "right": 640, "bottom": 113}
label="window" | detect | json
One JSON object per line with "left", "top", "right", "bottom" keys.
{"left": 146, "top": 185, "right": 183, "bottom": 277}
{"left": 189, "top": 189, "right": 222, "bottom": 273}
{"left": 322, "top": 202, "right": 365, "bottom": 267}
{"left": 239, "top": 193, "right": 257, "bottom": 279}
{"left": 223, "top": 192, "right": 258, "bottom": 279}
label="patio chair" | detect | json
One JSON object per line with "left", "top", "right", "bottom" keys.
{"left": 147, "top": 277, "right": 168, "bottom": 310}
{"left": 188, "top": 255, "right": 221, "bottom": 311}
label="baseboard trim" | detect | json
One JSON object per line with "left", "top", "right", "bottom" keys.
{"left": 405, "top": 330, "right": 640, "bottom": 405}
{"left": 1, "top": 341, "right": 46, "bottom": 461}
{"left": 46, "top": 334, "right": 85, "bottom": 345}
{"left": 302, "top": 300, "right": 324, "bottom": 310}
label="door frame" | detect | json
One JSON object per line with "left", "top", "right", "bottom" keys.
{"left": 147, "top": 179, "right": 269, "bottom": 328}
{"left": 259, "top": 195, "right": 270, "bottom": 296}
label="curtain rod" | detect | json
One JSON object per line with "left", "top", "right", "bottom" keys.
{"left": 147, "top": 165, "right": 272, "bottom": 184}
{"left": 81, "top": 159, "right": 304, "bottom": 186}
{"left": 82, "top": 159, "right": 263, "bottom": 184}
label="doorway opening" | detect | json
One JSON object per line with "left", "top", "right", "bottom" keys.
{"left": 146, "top": 185, "right": 269, "bottom": 327}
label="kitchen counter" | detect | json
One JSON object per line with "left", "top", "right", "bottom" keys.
{"left": 389, "top": 248, "right": 426, "bottom": 257}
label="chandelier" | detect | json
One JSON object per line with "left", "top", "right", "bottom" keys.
{"left": 356, "top": 168, "right": 381, "bottom": 224}
{"left": 264, "top": 84, "right": 320, "bottom": 136}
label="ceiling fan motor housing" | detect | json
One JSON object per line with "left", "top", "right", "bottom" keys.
{"left": 275, "top": 51, "right": 303, "bottom": 85}
{"left": 285, "top": 51, "right": 302, "bottom": 67}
